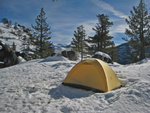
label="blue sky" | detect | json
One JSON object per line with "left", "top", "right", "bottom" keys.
{"left": 0, "top": 0, "right": 150, "bottom": 45}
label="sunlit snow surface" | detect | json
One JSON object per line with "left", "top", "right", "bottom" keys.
{"left": 0, "top": 57, "right": 150, "bottom": 113}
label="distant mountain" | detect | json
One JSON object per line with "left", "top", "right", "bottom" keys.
{"left": 52, "top": 43, "right": 72, "bottom": 55}
{"left": 116, "top": 43, "right": 132, "bottom": 64}
{"left": 116, "top": 43, "right": 150, "bottom": 64}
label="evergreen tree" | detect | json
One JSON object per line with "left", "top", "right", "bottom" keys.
{"left": 71, "top": 25, "right": 86, "bottom": 60}
{"left": 17, "top": 29, "right": 22, "bottom": 39}
{"left": 125, "top": 0, "right": 150, "bottom": 61}
{"left": 12, "top": 42, "right": 16, "bottom": 51}
{"left": 88, "top": 14, "right": 114, "bottom": 53}
{"left": 107, "top": 42, "right": 117, "bottom": 62}
{"left": 22, "top": 36, "right": 27, "bottom": 53}
{"left": 2, "top": 18, "right": 8, "bottom": 24}
{"left": 7, "top": 20, "right": 12, "bottom": 28}
{"left": 22, "top": 35, "right": 31, "bottom": 53}
{"left": 14, "top": 22, "right": 18, "bottom": 30}
{"left": 32, "top": 8, "right": 53, "bottom": 58}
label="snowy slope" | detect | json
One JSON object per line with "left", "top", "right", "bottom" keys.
{"left": 0, "top": 23, "right": 71, "bottom": 56}
{"left": 0, "top": 23, "right": 27, "bottom": 51}
{"left": 0, "top": 56, "right": 150, "bottom": 113}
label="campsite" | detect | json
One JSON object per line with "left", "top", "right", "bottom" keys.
{"left": 0, "top": 56, "right": 150, "bottom": 112}
{"left": 63, "top": 58, "right": 121, "bottom": 92}
{"left": 0, "top": 0, "right": 150, "bottom": 112}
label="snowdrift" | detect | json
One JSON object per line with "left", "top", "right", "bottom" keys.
{"left": 0, "top": 57, "right": 150, "bottom": 113}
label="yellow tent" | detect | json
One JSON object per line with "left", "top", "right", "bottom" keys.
{"left": 63, "top": 58, "right": 121, "bottom": 92}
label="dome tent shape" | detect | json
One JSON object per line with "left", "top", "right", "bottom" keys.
{"left": 63, "top": 58, "right": 121, "bottom": 92}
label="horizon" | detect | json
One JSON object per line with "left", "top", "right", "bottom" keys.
{"left": 0, "top": 0, "right": 150, "bottom": 45}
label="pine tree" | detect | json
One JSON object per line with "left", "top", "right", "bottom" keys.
{"left": 71, "top": 25, "right": 86, "bottom": 60}
{"left": 107, "top": 42, "right": 117, "bottom": 62}
{"left": 22, "top": 35, "right": 31, "bottom": 53}
{"left": 14, "top": 22, "right": 18, "bottom": 30}
{"left": 2, "top": 18, "right": 8, "bottom": 24}
{"left": 12, "top": 42, "right": 16, "bottom": 51}
{"left": 88, "top": 14, "right": 114, "bottom": 53}
{"left": 125, "top": 0, "right": 150, "bottom": 61}
{"left": 7, "top": 20, "right": 12, "bottom": 28}
{"left": 32, "top": 8, "right": 53, "bottom": 58}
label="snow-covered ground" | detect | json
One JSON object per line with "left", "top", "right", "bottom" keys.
{"left": 0, "top": 56, "right": 150, "bottom": 113}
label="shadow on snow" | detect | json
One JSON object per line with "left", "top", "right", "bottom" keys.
{"left": 48, "top": 84, "right": 93, "bottom": 99}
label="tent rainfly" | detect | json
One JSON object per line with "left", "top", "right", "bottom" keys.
{"left": 63, "top": 58, "right": 121, "bottom": 92}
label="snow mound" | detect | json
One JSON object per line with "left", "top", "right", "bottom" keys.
{"left": 95, "top": 51, "right": 111, "bottom": 59}
{"left": 18, "top": 56, "right": 26, "bottom": 63}
{"left": 135, "top": 58, "right": 150, "bottom": 64}
{"left": 41, "top": 55, "right": 69, "bottom": 62}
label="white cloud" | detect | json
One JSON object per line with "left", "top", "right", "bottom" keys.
{"left": 110, "top": 24, "right": 128, "bottom": 36}
{"left": 78, "top": 20, "right": 97, "bottom": 36}
{"left": 51, "top": 19, "right": 97, "bottom": 44}
{"left": 77, "top": 19, "right": 129, "bottom": 38}
{"left": 91, "top": 0, "right": 128, "bottom": 19}
{"left": 51, "top": 19, "right": 129, "bottom": 44}
{"left": 52, "top": 32, "right": 73, "bottom": 44}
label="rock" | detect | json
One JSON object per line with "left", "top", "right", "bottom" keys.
{"left": 61, "top": 50, "right": 77, "bottom": 61}
{"left": 0, "top": 41, "right": 18, "bottom": 68}
{"left": 92, "top": 51, "right": 112, "bottom": 63}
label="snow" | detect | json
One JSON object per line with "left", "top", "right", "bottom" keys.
{"left": 53, "top": 43, "right": 72, "bottom": 55}
{"left": 95, "top": 51, "right": 111, "bottom": 59}
{"left": 0, "top": 23, "right": 35, "bottom": 52}
{"left": 0, "top": 23, "right": 71, "bottom": 57}
{"left": 0, "top": 56, "right": 150, "bottom": 113}
{"left": 0, "top": 23, "right": 23, "bottom": 51}
{"left": 18, "top": 56, "right": 26, "bottom": 63}
{"left": 42, "top": 55, "right": 69, "bottom": 62}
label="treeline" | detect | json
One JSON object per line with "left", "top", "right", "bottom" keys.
{"left": 72, "top": 14, "right": 115, "bottom": 61}
{"left": 1, "top": 0, "right": 150, "bottom": 63}
{"left": 72, "top": 0, "right": 150, "bottom": 62}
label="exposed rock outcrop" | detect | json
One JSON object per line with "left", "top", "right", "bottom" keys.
{"left": 0, "top": 41, "right": 18, "bottom": 68}
{"left": 61, "top": 50, "right": 77, "bottom": 61}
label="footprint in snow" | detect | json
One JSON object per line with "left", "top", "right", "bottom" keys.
{"left": 24, "top": 87, "right": 38, "bottom": 93}
{"left": 104, "top": 91, "right": 121, "bottom": 104}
